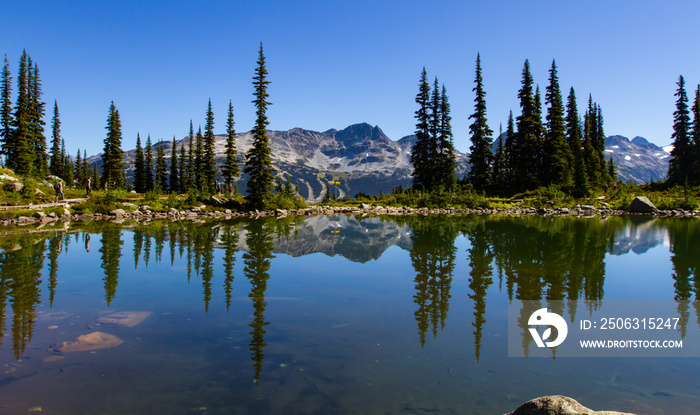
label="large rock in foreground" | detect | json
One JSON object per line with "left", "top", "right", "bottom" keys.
{"left": 505, "top": 395, "right": 635, "bottom": 415}
{"left": 628, "top": 196, "right": 658, "bottom": 213}
{"left": 52, "top": 331, "right": 123, "bottom": 352}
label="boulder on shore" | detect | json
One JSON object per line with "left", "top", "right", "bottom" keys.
{"left": 505, "top": 395, "right": 635, "bottom": 415}
{"left": 628, "top": 196, "right": 657, "bottom": 213}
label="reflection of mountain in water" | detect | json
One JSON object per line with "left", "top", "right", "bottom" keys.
{"left": 611, "top": 218, "right": 668, "bottom": 255}
{"left": 234, "top": 216, "right": 413, "bottom": 263}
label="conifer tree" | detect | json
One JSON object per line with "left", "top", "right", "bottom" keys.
{"left": 410, "top": 67, "right": 431, "bottom": 190}
{"left": 179, "top": 142, "right": 187, "bottom": 193}
{"left": 437, "top": 84, "right": 457, "bottom": 189}
{"left": 504, "top": 110, "right": 515, "bottom": 185}
{"left": 28, "top": 62, "right": 47, "bottom": 178}
{"left": 222, "top": 100, "right": 239, "bottom": 193}
{"left": 544, "top": 60, "right": 570, "bottom": 186}
{"left": 244, "top": 42, "right": 275, "bottom": 209}
{"left": 668, "top": 75, "right": 692, "bottom": 185}
{"left": 82, "top": 150, "right": 89, "bottom": 188}
{"left": 691, "top": 85, "right": 700, "bottom": 183}
{"left": 50, "top": 101, "right": 62, "bottom": 176}
{"left": 607, "top": 155, "right": 617, "bottom": 182}
{"left": 101, "top": 101, "right": 125, "bottom": 189}
{"left": 60, "top": 138, "right": 66, "bottom": 179}
{"left": 492, "top": 124, "right": 506, "bottom": 190}
{"left": 134, "top": 133, "right": 146, "bottom": 193}
{"left": 467, "top": 54, "right": 493, "bottom": 191}
{"left": 155, "top": 140, "right": 167, "bottom": 192}
{"left": 187, "top": 120, "right": 195, "bottom": 192}
{"left": 514, "top": 60, "right": 541, "bottom": 190}
{"left": 170, "top": 136, "right": 179, "bottom": 192}
{"left": 566, "top": 88, "right": 588, "bottom": 195}
{"left": 595, "top": 103, "right": 607, "bottom": 180}
{"left": 1, "top": 55, "right": 12, "bottom": 164}
{"left": 144, "top": 135, "right": 154, "bottom": 192}
{"left": 583, "top": 96, "right": 602, "bottom": 187}
{"left": 11, "top": 50, "right": 32, "bottom": 175}
{"left": 75, "top": 149, "right": 83, "bottom": 186}
{"left": 202, "top": 99, "right": 217, "bottom": 193}
{"left": 195, "top": 126, "right": 203, "bottom": 191}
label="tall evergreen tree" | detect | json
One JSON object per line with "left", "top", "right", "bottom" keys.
{"left": 155, "top": 140, "right": 167, "bottom": 192}
{"left": 179, "top": 142, "right": 187, "bottom": 193}
{"left": 504, "top": 110, "right": 515, "bottom": 185}
{"left": 50, "top": 101, "right": 62, "bottom": 176}
{"left": 187, "top": 120, "right": 195, "bottom": 192}
{"left": 668, "top": 75, "right": 692, "bottom": 185}
{"left": 566, "top": 88, "right": 588, "bottom": 195}
{"left": 467, "top": 54, "right": 493, "bottom": 191}
{"left": 170, "top": 136, "right": 179, "bottom": 192}
{"left": 202, "top": 99, "right": 217, "bottom": 193}
{"left": 492, "top": 124, "right": 506, "bottom": 190}
{"left": 195, "top": 126, "right": 203, "bottom": 191}
{"left": 222, "top": 100, "right": 240, "bottom": 193}
{"left": 244, "top": 42, "right": 275, "bottom": 209}
{"left": 144, "top": 135, "right": 154, "bottom": 192}
{"left": 514, "top": 60, "right": 541, "bottom": 190}
{"left": 1, "top": 55, "right": 12, "bottom": 164}
{"left": 436, "top": 84, "right": 457, "bottom": 189}
{"left": 134, "top": 133, "right": 146, "bottom": 193}
{"left": 583, "top": 95, "right": 601, "bottom": 187}
{"left": 101, "top": 101, "right": 125, "bottom": 189}
{"left": 691, "top": 85, "right": 700, "bottom": 183}
{"left": 28, "top": 62, "right": 47, "bottom": 177}
{"left": 11, "top": 50, "right": 32, "bottom": 175}
{"left": 410, "top": 67, "right": 431, "bottom": 190}
{"left": 544, "top": 60, "right": 570, "bottom": 186}
{"left": 75, "top": 149, "right": 83, "bottom": 186}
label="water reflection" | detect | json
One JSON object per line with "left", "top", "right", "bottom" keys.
{"left": 0, "top": 215, "right": 698, "bottom": 373}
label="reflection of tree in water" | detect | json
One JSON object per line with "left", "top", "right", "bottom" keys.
{"left": 0, "top": 237, "right": 45, "bottom": 359}
{"left": 462, "top": 219, "right": 494, "bottom": 362}
{"left": 222, "top": 225, "right": 240, "bottom": 311}
{"left": 100, "top": 226, "right": 123, "bottom": 306}
{"left": 47, "top": 235, "right": 61, "bottom": 306}
{"left": 243, "top": 219, "right": 275, "bottom": 385}
{"left": 666, "top": 219, "right": 700, "bottom": 337}
{"left": 405, "top": 216, "right": 457, "bottom": 347}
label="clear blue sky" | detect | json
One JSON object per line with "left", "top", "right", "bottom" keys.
{"left": 2, "top": 0, "right": 699, "bottom": 156}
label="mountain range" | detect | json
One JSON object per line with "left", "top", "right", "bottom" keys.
{"left": 87, "top": 123, "right": 669, "bottom": 199}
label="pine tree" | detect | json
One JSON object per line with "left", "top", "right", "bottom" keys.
{"left": 668, "top": 75, "right": 692, "bottom": 185}
{"left": 82, "top": 150, "right": 89, "bottom": 188}
{"left": 50, "top": 101, "right": 62, "bottom": 176}
{"left": 691, "top": 85, "right": 700, "bottom": 183}
{"left": 144, "top": 135, "right": 154, "bottom": 192}
{"left": 11, "top": 50, "right": 32, "bottom": 175}
{"left": 202, "top": 99, "right": 217, "bottom": 193}
{"left": 179, "top": 142, "right": 187, "bottom": 193}
{"left": 595, "top": 103, "right": 607, "bottom": 181}
{"left": 583, "top": 95, "right": 602, "bottom": 187}
{"left": 492, "top": 124, "right": 506, "bottom": 190}
{"left": 134, "top": 133, "right": 146, "bottom": 193}
{"left": 244, "top": 42, "right": 275, "bottom": 209}
{"left": 543, "top": 60, "right": 570, "bottom": 186}
{"left": 467, "top": 54, "right": 493, "bottom": 191}
{"left": 222, "top": 100, "right": 239, "bottom": 193}
{"left": 101, "top": 101, "right": 125, "bottom": 190}
{"left": 437, "top": 84, "right": 457, "bottom": 189}
{"left": 514, "top": 60, "right": 541, "bottom": 190}
{"left": 504, "top": 110, "right": 516, "bottom": 185}
{"left": 75, "top": 149, "right": 83, "bottom": 186}
{"left": 187, "top": 120, "right": 195, "bottom": 192}
{"left": 195, "top": 126, "right": 203, "bottom": 191}
{"left": 28, "top": 62, "right": 47, "bottom": 178}
{"left": 60, "top": 138, "right": 66, "bottom": 179}
{"left": 566, "top": 88, "right": 588, "bottom": 196}
{"left": 607, "top": 155, "right": 617, "bottom": 182}
{"left": 410, "top": 67, "right": 431, "bottom": 190}
{"left": 170, "top": 136, "right": 179, "bottom": 192}
{"left": 155, "top": 140, "right": 167, "bottom": 192}
{"left": 1, "top": 55, "right": 12, "bottom": 164}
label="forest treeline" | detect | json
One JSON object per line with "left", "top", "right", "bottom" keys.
{"left": 1, "top": 48, "right": 698, "bottom": 209}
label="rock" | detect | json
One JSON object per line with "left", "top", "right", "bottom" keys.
{"left": 0, "top": 173, "right": 19, "bottom": 182}
{"left": 97, "top": 311, "right": 152, "bottom": 327}
{"left": 110, "top": 208, "right": 126, "bottom": 216}
{"left": 360, "top": 203, "right": 372, "bottom": 209}
{"left": 5, "top": 181, "right": 24, "bottom": 192}
{"left": 504, "top": 395, "right": 634, "bottom": 415}
{"left": 581, "top": 205, "right": 596, "bottom": 210}
{"left": 628, "top": 196, "right": 658, "bottom": 213}
{"left": 140, "top": 205, "right": 150, "bottom": 212}
{"left": 34, "top": 211, "right": 46, "bottom": 219}
{"left": 51, "top": 331, "right": 123, "bottom": 352}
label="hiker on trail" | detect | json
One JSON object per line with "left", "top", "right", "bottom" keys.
{"left": 54, "top": 180, "right": 65, "bottom": 203}
{"left": 86, "top": 177, "right": 92, "bottom": 197}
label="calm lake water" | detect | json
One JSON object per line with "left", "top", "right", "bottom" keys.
{"left": 0, "top": 215, "right": 699, "bottom": 414}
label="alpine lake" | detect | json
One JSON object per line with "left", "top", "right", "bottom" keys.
{"left": 0, "top": 214, "right": 699, "bottom": 414}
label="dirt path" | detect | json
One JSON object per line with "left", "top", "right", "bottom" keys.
{"left": 0, "top": 198, "right": 88, "bottom": 211}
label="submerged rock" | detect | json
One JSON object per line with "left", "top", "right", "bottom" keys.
{"left": 52, "top": 331, "right": 123, "bottom": 352}
{"left": 97, "top": 311, "right": 152, "bottom": 327}
{"left": 505, "top": 395, "right": 635, "bottom": 415}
